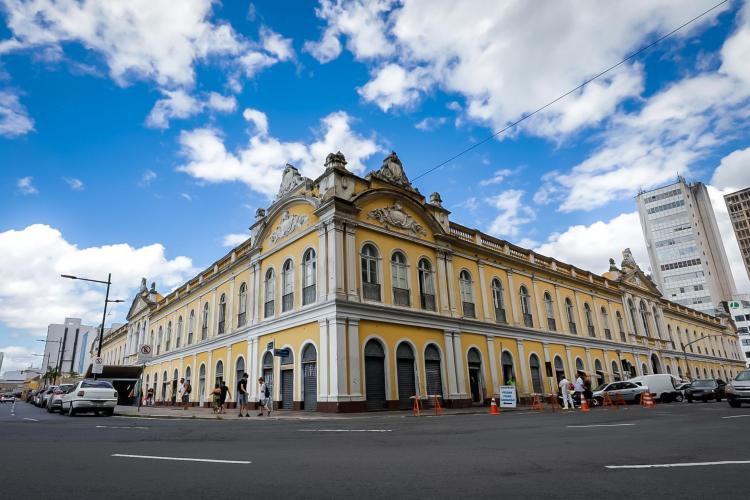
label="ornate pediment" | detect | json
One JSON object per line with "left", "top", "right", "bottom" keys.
{"left": 269, "top": 210, "right": 309, "bottom": 244}
{"left": 370, "top": 151, "right": 414, "bottom": 190}
{"left": 367, "top": 201, "right": 426, "bottom": 236}
{"left": 276, "top": 164, "right": 305, "bottom": 200}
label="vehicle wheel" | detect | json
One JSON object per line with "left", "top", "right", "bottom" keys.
{"left": 728, "top": 399, "right": 741, "bottom": 408}
{"left": 716, "top": 396, "right": 722, "bottom": 403}
{"left": 674, "top": 393, "right": 684, "bottom": 403}
{"left": 592, "top": 398, "right": 602, "bottom": 407}
{"left": 47, "top": 404, "right": 53, "bottom": 413}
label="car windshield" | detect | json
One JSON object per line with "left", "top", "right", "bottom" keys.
{"left": 81, "top": 380, "right": 113, "bottom": 389}
{"left": 736, "top": 371, "right": 750, "bottom": 381}
{"left": 691, "top": 380, "right": 715, "bottom": 388}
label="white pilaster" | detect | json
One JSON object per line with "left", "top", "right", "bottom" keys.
{"left": 554, "top": 285, "right": 568, "bottom": 334}
{"left": 574, "top": 291, "right": 586, "bottom": 335}
{"left": 436, "top": 252, "right": 451, "bottom": 315}
{"left": 345, "top": 224, "right": 358, "bottom": 301}
{"left": 347, "top": 318, "right": 361, "bottom": 397}
{"left": 210, "top": 289, "right": 217, "bottom": 339}
{"left": 318, "top": 226, "right": 328, "bottom": 301}
{"left": 585, "top": 347, "right": 593, "bottom": 376}
{"left": 226, "top": 346, "right": 232, "bottom": 401}
{"left": 445, "top": 255, "right": 458, "bottom": 317}
{"left": 532, "top": 279, "right": 544, "bottom": 329}
{"left": 507, "top": 271, "right": 520, "bottom": 326}
{"left": 565, "top": 346, "right": 574, "bottom": 379}
{"left": 516, "top": 339, "right": 528, "bottom": 394}
{"left": 329, "top": 318, "right": 347, "bottom": 398}
{"left": 318, "top": 319, "right": 330, "bottom": 399}
{"left": 227, "top": 279, "right": 235, "bottom": 335}
{"left": 443, "top": 331, "right": 458, "bottom": 397}
{"left": 478, "top": 263, "right": 490, "bottom": 321}
{"left": 452, "top": 331, "right": 466, "bottom": 397}
{"left": 487, "top": 336, "right": 499, "bottom": 395}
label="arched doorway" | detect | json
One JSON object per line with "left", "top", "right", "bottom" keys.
{"left": 365, "top": 339, "right": 387, "bottom": 410}
{"left": 501, "top": 351, "right": 514, "bottom": 385}
{"left": 235, "top": 357, "right": 245, "bottom": 389}
{"left": 280, "top": 349, "right": 294, "bottom": 410}
{"left": 262, "top": 351, "right": 274, "bottom": 399}
{"left": 529, "top": 354, "right": 543, "bottom": 394}
{"left": 553, "top": 356, "right": 565, "bottom": 384}
{"left": 575, "top": 358, "right": 585, "bottom": 377}
{"left": 467, "top": 348, "right": 483, "bottom": 404}
{"left": 642, "top": 363, "right": 649, "bottom": 376}
{"left": 612, "top": 361, "right": 621, "bottom": 382}
{"left": 651, "top": 354, "right": 662, "bottom": 374}
{"left": 396, "top": 343, "right": 417, "bottom": 410}
{"left": 215, "top": 360, "right": 224, "bottom": 386}
{"left": 198, "top": 364, "right": 205, "bottom": 405}
{"left": 424, "top": 345, "right": 443, "bottom": 403}
{"left": 161, "top": 370, "right": 168, "bottom": 402}
{"left": 594, "top": 360, "right": 605, "bottom": 387}
{"left": 172, "top": 368, "right": 179, "bottom": 404}
{"left": 302, "top": 344, "right": 317, "bottom": 411}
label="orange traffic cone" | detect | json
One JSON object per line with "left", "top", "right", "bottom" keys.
{"left": 580, "top": 394, "right": 590, "bottom": 412}
{"left": 490, "top": 397, "right": 500, "bottom": 415}
{"left": 640, "top": 391, "right": 655, "bottom": 409}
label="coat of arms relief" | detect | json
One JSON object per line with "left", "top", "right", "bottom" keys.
{"left": 270, "top": 211, "right": 309, "bottom": 244}
{"left": 367, "top": 201, "right": 426, "bottom": 236}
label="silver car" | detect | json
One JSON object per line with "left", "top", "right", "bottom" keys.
{"left": 591, "top": 381, "right": 649, "bottom": 406}
{"left": 726, "top": 370, "right": 750, "bottom": 408}
{"left": 39, "top": 386, "right": 57, "bottom": 408}
{"left": 47, "top": 384, "right": 74, "bottom": 413}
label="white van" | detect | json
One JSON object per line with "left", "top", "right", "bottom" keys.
{"left": 627, "top": 374, "right": 682, "bottom": 402}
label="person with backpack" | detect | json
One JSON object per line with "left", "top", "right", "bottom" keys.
{"left": 211, "top": 383, "right": 222, "bottom": 414}
{"left": 237, "top": 373, "right": 249, "bottom": 417}
{"left": 219, "top": 381, "right": 230, "bottom": 414}
{"left": 257, "top": 376, "right": 271, "bottom": 416}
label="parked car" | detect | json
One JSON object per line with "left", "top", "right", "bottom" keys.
{"left": 590, "top": 381, "right": 649, "bottom": 406}
{"left": 0, "top": 393, "right": 15, "bottom": 403}
{"left": 627, "top": 374, "right": 683, "bottom": 402}
{"left": 40, "top": 386, "right": 58, "bottom": 409}
{"left": 685, "top": 379, "right": 726, "bottom": 402}
{"left": 47, "top": 384, "right": 74, "bottom": 413}
{"left": 61, "top": 379, "right": 118, "bottom": 416}
{"left": 726, "top": 370, "right": 750, "bottom": 408}
{"left": 26, "top": 390, "right": 38, "bottom": 403}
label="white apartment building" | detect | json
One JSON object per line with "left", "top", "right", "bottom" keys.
{"left": 730, "top": 295, "right": 750, "bottom": 367}
{"left": 42, "top": 318, "right": 97, "bottom": 375}
{"left": 637, "top": 178, "right": 737, "bottom": 315}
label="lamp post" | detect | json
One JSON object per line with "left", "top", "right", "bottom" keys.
{"left": 61, "top": 273, "right": 124, "bottom": 378}
{"left": 679, "top": 332, "right": 736, "bottom": 380}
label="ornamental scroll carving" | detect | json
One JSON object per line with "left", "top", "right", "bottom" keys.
{"left": 367, "top": 201, "right": 426, "bottom": 236}
{"left": 270, "top": 211, "right": 309, "bottom": 244}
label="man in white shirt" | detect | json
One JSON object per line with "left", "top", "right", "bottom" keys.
{"left": 559, "top": 376, "right": 575, "bottom": 410}
{"left": 176, "top": 378, "right": 186, "bottom": 409}
{"left": 574, "top": 374, "right": 585, "bottom": 406}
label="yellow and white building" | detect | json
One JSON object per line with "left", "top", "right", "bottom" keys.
{"left": 96, "top": 151, "right": 746, "bottom": 411}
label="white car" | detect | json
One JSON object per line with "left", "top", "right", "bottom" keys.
{"left": 60, "top": 379, "right": 118, "bottom": 416}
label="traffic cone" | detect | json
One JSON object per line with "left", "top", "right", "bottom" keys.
{"left": 580, "top": 394, "right": 590, "bottom": 412}
{"left": 640, "top": 391, "right": 655, "bottom": 409}
{"left": 490, "top": 397, "right": 499, "bottom": 415}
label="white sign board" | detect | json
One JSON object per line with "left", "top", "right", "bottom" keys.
{"left": 137, "top": 344, "right": 152, "bottom": 364}
{"left": 92, "top": 356, "right": 104, "bottom": 374}
{"left": 499, "top": 385, "right": 517, "bottom": 408}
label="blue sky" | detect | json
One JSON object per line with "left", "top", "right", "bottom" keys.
{"left": 2, "top": 0, "right": 750, "bottom": 374}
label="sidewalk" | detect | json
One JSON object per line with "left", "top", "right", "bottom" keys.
{"left": 115, "top": 404, "right": 537, "bottom": 421}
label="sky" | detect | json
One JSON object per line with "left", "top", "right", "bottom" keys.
{"left": 2, "top": 0, "right": 750, "bottom": 375}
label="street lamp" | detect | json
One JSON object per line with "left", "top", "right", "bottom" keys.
{"left": 680, "top": 332, "right": 736, "bottom": 380}
{"left": 61, "top": 273, "right": 124, "bottom": 377}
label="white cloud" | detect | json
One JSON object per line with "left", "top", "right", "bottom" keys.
{"left": 0, "top": 89, "right": 34, "bottom": 137}
{"left": 139, "top": 169, "right": 157, "bottom": 187}
{"left": 533, "top": 212, "right": 649, "bottom": 275}
{"left": 222, "top": 233, "right": 249, "bottom": 247}
{"left": 0, "top": 345, "right": 39, "bottom": 375}
{"left": 177, "top": 110, "right": 381, "bottom": 197}
{"left": 485, "top": 189, "right": 535, "bottom": 238}
{"left": 64, "top": 177, "right": 84, "bottom": 190}
{"left": 305, "top": 0, "right": 395, "bottom": 63}
{"left": 260, "top": 26, "right": 294, "bottom": 62}
{"left": 310, "top": 0, "right": 728, "bottom": 138}
{"left": 710, "top": 146, "right": 750, "bottom": 191}
{"left": 0, "top": 224, "right": 195, "bottom": 333}
{"left": 16, "top": 176, "right": 37, "bottom": 194}
{"left": 414, "top": 116, "right": 446, "bottom": 131}
{"left": 358, "top": 64, "right": 431, "bottom": 111}
{"left": 146, "top": 89, "right": 239, "bottom": 129}
{"left": 479, "top": 168, "right": 514, "bottom": 187}
{"left": 455, "top": 196, "right": 478, "bottom": 212}
{"left": 180, "top": 192, "right": 192, "bottom": 201}
{"left": 207, "top": 92, "right": 237, "bottom": 113}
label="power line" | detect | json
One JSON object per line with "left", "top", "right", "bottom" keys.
{"left": 411, "top": 0, "right": 730, "bottom": 182}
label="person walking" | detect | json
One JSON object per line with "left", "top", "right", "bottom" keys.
{"left": 146, "top": 387, "right": 154, "bottom": 407}
{"left": 558, "top": 376, "right": 575, "bottom": 410}
{"left": 211, "top": 383, "right": 221, "bottom": 414}
{"left": 574, "top": 373, "right": 585, "bottom": 407}
{"left": 237, "top": 372, "right": 249, "bottom": 417}
{"left": 183, "top": 379, "right": 191, "bottom": 410}
{"left": 219, "top": 381, "right": 230, "bottom": 414}
{"left": 176, "top": 378, "right": 186, "bottom": 409}
{"left": 257, "top": 376, "right": 271, "bottom": 416}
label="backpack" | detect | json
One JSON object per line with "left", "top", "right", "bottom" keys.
{"left": 264, "top": 385, "right": 270, "bottom": 398}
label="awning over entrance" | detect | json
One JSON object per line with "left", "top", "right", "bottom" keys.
{"left": 83, "top": 364, "right": 143, "bottom": 380}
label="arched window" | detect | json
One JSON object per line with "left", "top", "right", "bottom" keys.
{"left": 302, "top": 249, "right": 316, "bottom": 305}
{"left": 188, "top": 310, "right": 195, "bottom": 345}
{"left": 601, "top": 307, "right": 611, "bottom": 339}
{"left": 235, "top": 356, "right": 245, "bottom": 386}
{"left": 217, "top": 293, "right": 226, "bottom": 334}
{"left": 501, "top": 351, "right": 515, "bottom": 385}
{"left": 491, "top": 279, "right": 507, "bottom": 324}
{"left": 544, "top": 292, "right": 555, "bottom": 330}
{"left": 264, "top": 269, "right": 276, "bottom": 318}
{"left": 553, "top": 356, "right": 565, "bottom": 383}
{"left": 165, "top": 321, "right": 172, "bottom": 351}
{"left": 391, "top": 251, "right": 410, "bottom": 306}
{"left": 161, "top": 370, "right": 168, "bottom": 401}
{"left": 652, "top": 307, "right": 663, "bottom": 339}
{"left": 282, "top": 259, "right": 294, "bottom": 312}
{"left": 149, "top": 329, "right": 154, "bottom": 349}
{"left": 616, "top": 311, "right": 626, "bottom": 342}
{"left": 519, "top": 286, "right": 533, "bottom": 327}
{"left": 584, "top": 303, "right": 595, "bottom": 337}
{"left": 628, "top": 299, "right": 638, "bottom": 336}
{"left": 612, "top": 360, "right": 621, "bottom": 381}
{"left": 238, "top": 282, "right": 247, "bottom": 327}
{"left": 639, "top": 300, "right": 651, "bottom": 337}
{"left": 667, "top": 325, "right": 675, "bottom": 350}
{"left": 361, "top": 244, "right": 381, "bottom": 301}
{"left": 594, "top": 359, "right": 605, "bottom": 386}
{"left": 418, "top": 259, "right": 436, "bottom": 311}
{"left": 185, "top": 365, "right": 191, "bottom": 385}
{"left": 642, "top": 363, "right": 649, "bottom": 375}
{"left": 459, "top": 270, "right": 475, "bottom": 318}
{"left": 157, "top": 326, "right": 163, "bottom": 355}
{"left": 198, "top": 364, "right": 206, "bottom": 404}
{"left": 176, "top": 316, "right": 183, "bottom": 348}
{"left": 215, "top": 360, "right": 224, "bottom": 386}
{"left": 575, "top": 358, "right": 585, "bottom": 376}
{"left": 566, "top": 298, "right": 577, "bottom": 334}
{"left": 201, "top": 303, "right": 209, "bottom": 340}
{"left": 529, "top": 354, "right": 543, "bottom": 394}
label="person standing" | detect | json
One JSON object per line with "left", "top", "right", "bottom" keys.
{"left": 176, "top": 378, "right": 186, "bottom": 409}
{"left": 257, "top": 376, "right": 271, "bottom": 417}
{"left": 219, "top": 381, "right": 230, "bottom": 415}
{"left": 237, "top": 372, "right": 249, "bottom": 417}
{"left": 574, "top": 373, "right": 585, "bottom": 407}
{"left": 558, "top": 376, "right": 575, "bottom": 410}
{"left": 183, "top": 379, "right": 191, "bottom": 410}
{"left": 211, "top": 383, "right": 221, "bottom": 414}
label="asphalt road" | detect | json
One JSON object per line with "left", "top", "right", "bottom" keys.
{"left": 2, "top": 399, "right": 749, "bottom": 499}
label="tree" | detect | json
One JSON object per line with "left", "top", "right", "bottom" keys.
{"left": 44, "top": 367, "right": 61, "bottom": 385}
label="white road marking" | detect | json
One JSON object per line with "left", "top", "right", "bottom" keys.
{"left": 567, "top": 423, "right": 635, "bottom": 428}
{"left": 112, "top": 454, "right": 250, "bottom": 464}
{"left": 96, "top": 425, "right": 148, "bottom": 429}
{"left": 721, "top": 414, "right": 750, "bottom": 419}
{"left": 23, "top": 417, "right": 38, "bottom": 422}
{"left": 606, "top": 460, "right": 750, "bottom": 469}
{"left": 298, "top": 429, "right": 392, "bottom": 432}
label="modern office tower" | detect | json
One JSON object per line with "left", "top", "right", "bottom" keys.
{"left": 729, "top": 295, "right": 750, "bottom": 367}
{"left": 724, "top": 187, "right": 750, "bottom": 282}
{"left": 42, "top": 318, "right": 96, "bottom": 375}
{"left": 636, "top": 177, "right": 737, "bottom": 314}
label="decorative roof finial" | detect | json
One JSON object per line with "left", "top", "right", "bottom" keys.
{"left": 325, "top": 151, "right": 348, "bottom": 170}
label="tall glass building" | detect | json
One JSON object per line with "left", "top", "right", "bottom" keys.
{"left": 636, "top": 177, "right": 737, "bottom": 314}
